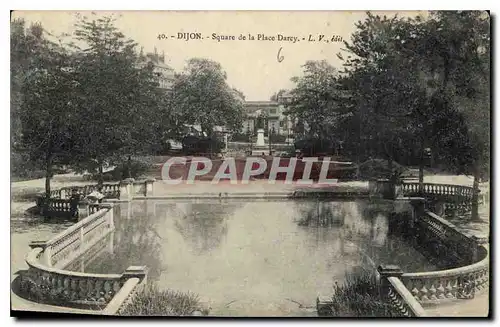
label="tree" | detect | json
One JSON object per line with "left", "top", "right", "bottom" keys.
{"left": 338, "top": 13, "right": 429, "bottom": 173}
{"left": 338, "top": 11, "right": 490, "bottom": 219}
{"left": 421, "top": 11, "right": 490, "bottom": 220}
{"left": 270, "top": 89, "right": 286, "bottom": 102}
{"left": 172, "top": 58, "right": 245, "bottom": 135}
{"left": 286, "top": 60, "right": 344, "bottom": 149}
{"left": 68, "top": 14, "right": 161, "bottom": 187}
{"left": 15, "top": 20, "right": 77, "bottom": 196}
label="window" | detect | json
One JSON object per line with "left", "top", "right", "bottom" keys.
{"left": 269, "top": 108, "right": 277, "bottom": 114}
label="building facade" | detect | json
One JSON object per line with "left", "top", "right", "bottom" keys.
{"left": 138, "top": 49, "right": 175, "bottom": 91}
{"left": 241, "top": 92, "right": 294, "bottom": 136}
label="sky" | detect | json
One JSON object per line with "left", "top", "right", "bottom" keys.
{"left": 12, "top": 10, "right": 426, "bottom": 101}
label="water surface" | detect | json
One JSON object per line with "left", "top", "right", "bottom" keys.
{"left": 71, "top": 199, "right": 436, "bottom": 316}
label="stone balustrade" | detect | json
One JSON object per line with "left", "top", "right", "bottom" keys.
{"left": 119, "top": 178, "right": 155, "bottom": 201}
{"left": 396, "top": 208, "right": 490, "bottom": 304}
{"left": 30, "top": 204, "right": 115, "bottom": 269}
{"left": 35, "top": 179, "right": 156, "bottom": 219}
{"left": 378, "top": 265, "right": 427, "bottom": 317}
{"left": 401, "top": 245, "right": 489, "bottom": 303}
{"left": 24, "top": 203, "right": 148, "bottom": 309}
{"left": 387, "top": 278, "right": 428, "bottom": 317}
{"left": 401, "top": 182, "right": 476, "bottom": 201}
{"left": 102, "top": 277, "right": 142, "bottom": 315}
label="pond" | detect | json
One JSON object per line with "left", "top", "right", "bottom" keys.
{"left": 67, "top": 199, "right": 439, "bottom": 316}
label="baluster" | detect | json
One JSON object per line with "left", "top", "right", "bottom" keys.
{"left": 86, "top": 278, "right": 96, "bottom": 301}
{"left": 428, "top": 280, "right": 438, "bottom": 300}
{"left": 436, "top": 279, "right": 446, "bottom": 299}
{"left": 78, "top": 279, "right": 87, "bottom": 299}
{"left": 104, "top": 280, "right": 113, "bottom": 301}
{"left": 420, "top": 279, "right": 430, "bottom": 301}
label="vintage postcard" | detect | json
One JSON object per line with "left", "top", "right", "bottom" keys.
{"left": 10, "top": 10, "right": 490, "bottom": 318}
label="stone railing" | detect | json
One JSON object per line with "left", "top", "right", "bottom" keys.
{"left": 101, "top": 183, "right": 121, "bottom": 199}
{"left": 37, "top": 198, "right": 78, "bottom": 218}
{"left": 378, "top": 265, "right": 427, "bottom": 317}
{"left": 416, "top": 210, "right": 486, "bottom": 263}
{"left": 23, "top": 203, "right": 148, "bottom": 310}
{"left": 102, "top": 277, "right": 143, "bottom": 315}
{"left": 401, "top": 248, "right": 488, "bottom": 303}
{"left": 28, "top": 204, "right": 115, "bottom": 269}
{"left": 373, "top": 192, "right": 489, "bottom": 316}
{"left": 400, "top": 245, "right": 488, "bottom": 303}
{"left": 395, "top": 208, "right": 489, "bottom": 304}
{"left": 401, "top": 182, "right": 476, "bottom": 201}
{"left": 35, "top": 179, "right": 155, "bottom": 218}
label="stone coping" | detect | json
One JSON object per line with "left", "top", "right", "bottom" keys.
{"left": 26, "top": 247, "right": 123, "bottom": 280}
{"left": 23, "top": 204, "right": 147, "bottom": 313}
{"left": 41, "top": 207, "right": 111, "bottom": 248}
{"left": 402, "top": 245, "right": 489, "bottom": 279}
{"left": 399, "top": 209, "right": 489, "bottom": 279}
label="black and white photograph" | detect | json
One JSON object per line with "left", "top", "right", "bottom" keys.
{"left": 9, "top": 10, "right": 491, "bottom": 318}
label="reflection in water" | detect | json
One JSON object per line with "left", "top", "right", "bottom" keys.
{"left": 69, "top": 199, "right": 437, "bottom": 316}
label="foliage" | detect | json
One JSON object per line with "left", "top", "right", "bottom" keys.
{"left": 286, "top": 60, "right": 343, "bottom": 141}
{"left": 88, "top": 159, "right": 151, "bottom": 181}
{"left": 230, "top": 132, "right": 253, "bottom": 143}
{"left": 181, "top": 135, "right": 225, "bottom": 155}
{"left": 12, "top": 18, "right": 77, "bottom": 196}
{"left": 66, "top": 14, "right": 162, "bottom": 184}
{"left": 326, "top": 270, "right": 403, "bottom": 317}
{"left": 119, "top": 284, "right": 205, "bottom": 316}
{"left": 172, "top": 58, "right": 245, "bottom": 135}
{"left": 270, "top": 89, "right": 287, "bottom": 102}
{"left": 269, "top": 133, "right": 287, "bottom": 143}
{"left": 294, "top": 137, "right": 334, "bottom": 156}
{"left": 333, "top": 11, "right": 489, "bottom": 218}
{"left": 358, "top": 159, "right": 407, "bottom": 181}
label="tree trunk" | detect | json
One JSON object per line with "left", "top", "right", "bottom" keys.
{"left": 97, "top": 160, "right": 104, "bottom": 191}
{"left": 471, "top": 164, "right": 481, "bottom": 221}
{"left": 127, "top": 155, "right": 132, "bottom": 179}
{"left": 419, "top": 144, "right": 425, "bottom": 194}
{"left": 45, "top": 153, "right": 53, "bottom": 198}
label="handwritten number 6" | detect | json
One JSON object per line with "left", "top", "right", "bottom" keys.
{"left": 277, "top": 47, "right": 284, "bottom": 63}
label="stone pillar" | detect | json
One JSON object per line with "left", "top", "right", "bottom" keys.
{"left": 123, "top": 265, "right": 148, "bottom": 284}
{"left": 409, "top": 198, "right": 426, "bottom": 229}
{"left": 60, "top": 188, "right": 69, "bottom": 200}
{"left": 99, "top": 202, "right": 115, "bottom": 230}
{"left": 77, "top": 199, "right": 90, "bottom": 220}
{"left": 316, "top": 295, "right": 333, "bottom": 316}
{"left": 29, "top": 240, "right": 51, "bottom": 266}
{"left": 377, "top": 265, "right": 403, "bottom": 300}
{"left": 119, "top": 178, "right": 135, "bottom": 201}
{"left": 368, "top": 180, "right": 377, "bottom": 197}
{"left": 145, "top": 178, "right": 155, "bottom": 197}
{"left": 256, "top": 129, "right": 265, "bottom": 146}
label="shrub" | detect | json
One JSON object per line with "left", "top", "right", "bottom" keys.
{"left": 294, "top": 138, "right": 334, "bottom": 156}
{"left": 119, "top": 284, "right": 206, "bottom": 316}
{"left": 326, "top": 270, "right": 403, "bottom": 317}
{"left": 358, "top": 159, "right": 408, "bottom": 180}
{"left": 230, "top": 133, "right": 253, "bottom": 142}
{"left": 113, "top": 160, "right": 151, "bottom": 180}
{"left": 89, "top": 159, "right": 151, "bottom": 181}
{"left": 269, "top": 134, "right": 287, "bottom": 143}
{"left": 182, "top": 136, "right": 225, "bottom": 155}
